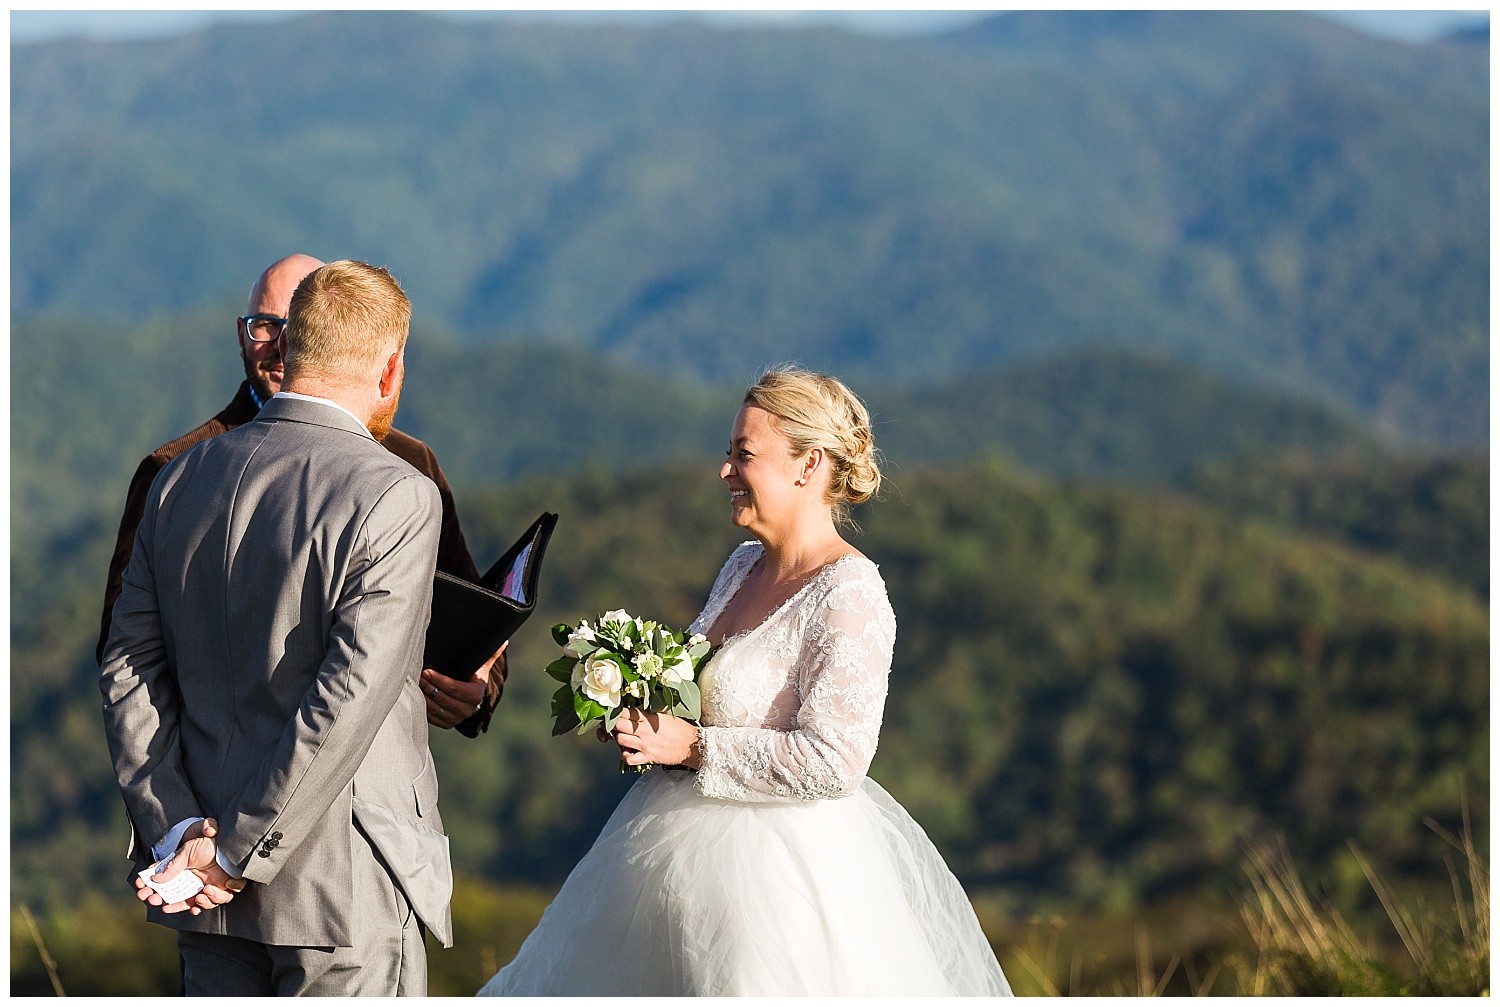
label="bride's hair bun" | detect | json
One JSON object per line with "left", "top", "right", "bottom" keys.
{"left": 744, "top": 367, "right": 883, "bottom": 526}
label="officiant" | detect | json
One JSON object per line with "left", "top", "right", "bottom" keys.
{"left": 97, "top": 252, "right": 504, "bottom": 734}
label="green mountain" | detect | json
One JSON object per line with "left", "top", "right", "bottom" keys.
{"left": 11, "top": 10, "right": 1487, "bottom": 444}
{"left": 1186, "top": 453, "right": 1489, "bottom": 599}
{"left": 875, "top": 346, "right": 1381, "bottom": 482}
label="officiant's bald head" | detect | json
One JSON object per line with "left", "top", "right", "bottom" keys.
{"left": 237, "top": 253, "right": 325, "bottom": 401}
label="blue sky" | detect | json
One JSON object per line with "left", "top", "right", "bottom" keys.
{"left": 9, "top": 9, "right": 1491, "bottom": 45}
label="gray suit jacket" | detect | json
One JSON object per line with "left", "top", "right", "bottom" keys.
{"left": 100, "top": 395, "right": 454, "bottom": 947}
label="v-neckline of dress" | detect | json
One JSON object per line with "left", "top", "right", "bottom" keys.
{"left": 707, "top": 546, "right": 864, "bottom": 652}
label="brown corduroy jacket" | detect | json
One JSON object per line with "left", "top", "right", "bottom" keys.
{"left": 97, "top": 381, "right": 504, "bottom": 737}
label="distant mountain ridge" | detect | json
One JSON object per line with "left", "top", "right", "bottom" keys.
{"left": 875, "top": 346, "right": 1380, "bottom": 482}
{"left": 11, "top": 10, "right": 1487, "bottom": 444}
{"left": 11, "top": 312, "right": 1381, "bottom": 566}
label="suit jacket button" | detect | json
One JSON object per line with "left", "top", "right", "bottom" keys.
{"left": 271, "top": 831, "right": 283, "bottom": 841}
{"left": 257, "top": 849, "right": 271, "bottom": 858}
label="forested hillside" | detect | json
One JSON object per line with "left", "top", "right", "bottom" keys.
{"left": 1187, "top": 454, "right": 1489, "bottom": 598}
{"left": 11, "top": 10, "right": 1488, "bottom": 443}
{"left": 876, "top": 347, "right": 1380, "bottom": 481}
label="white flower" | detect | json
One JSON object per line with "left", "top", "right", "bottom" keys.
{"left": 600, "top": 609, "right": 631, "bottom": 626}
{"left": 625, "top": 679, "right": 648, "bottom": 700}
{"left": 687, "top": 633, "right": 708, "bottom": 649}
{"left": 661, "top": 652, "right": 695, "bottom": 686}
{"left": 632, "top": 651, "right": 664, "bottom": 681}
{"left": 578, "top": 654, "right": 623, "bottom": 708}
{"left": 562, "top": 623, "right": 597, "bottom": 657}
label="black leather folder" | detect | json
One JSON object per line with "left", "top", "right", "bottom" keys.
{"left": 423, "top": 511, "right": 558, "bottom": 676}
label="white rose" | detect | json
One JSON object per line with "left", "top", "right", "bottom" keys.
{"left": 578, "top": 654, "right": 623, "bottom": 708}
{"left": 563, "top": 623, "right": 597, "bottom": 657}
{"left": 661, "top": 652, "right": 695, "bottom": 686}
{"left": 600, "top": 609, "right": 631, "bottom": 625}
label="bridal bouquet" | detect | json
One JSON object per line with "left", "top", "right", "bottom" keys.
{"left": 546, "top": 609, "right": 712, "bottom": 772}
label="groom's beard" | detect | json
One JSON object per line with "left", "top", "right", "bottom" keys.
{"left": 368, "top": 379, "right": 402, "bottom": 442}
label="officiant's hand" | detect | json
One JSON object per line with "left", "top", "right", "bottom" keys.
{"left": 135, "top": 818, "right": 244, "bottom": 915}
{"left": 612, "top": 709, "right": 703, "bottom": 769}
{"left": 422, "top": 642, "right": 504, "bottom": 729}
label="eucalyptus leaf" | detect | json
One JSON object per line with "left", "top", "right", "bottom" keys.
{"left": 675, "top": 680, "right": 702, "bottom": 720}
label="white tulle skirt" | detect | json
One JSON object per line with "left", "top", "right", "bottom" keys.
{"left": 478, "top": 770, "right": 1011, "bottom": 996}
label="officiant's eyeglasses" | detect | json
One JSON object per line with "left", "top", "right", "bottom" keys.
{"left": 238, "top": 314, "right": 288, "bottom": 344}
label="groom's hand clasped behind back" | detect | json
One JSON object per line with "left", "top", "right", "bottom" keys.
{"left": 134, "top": 818, "right": 245, "bottom": 916}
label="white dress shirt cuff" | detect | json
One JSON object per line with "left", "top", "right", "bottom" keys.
{"left": 152, "top": 818, "right": 201, "bottom": 863}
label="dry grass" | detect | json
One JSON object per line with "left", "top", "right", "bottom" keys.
{"left": 1231, "top": 801, "right": 1488, "bottom": 996}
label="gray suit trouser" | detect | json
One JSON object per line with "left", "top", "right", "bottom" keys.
{"left": 177, "top": 836, "right": 427, "bottom": 996}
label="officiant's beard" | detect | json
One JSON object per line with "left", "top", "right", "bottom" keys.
{"left": 242, "top": 344, "right": 283, "bottom": 403}
{"left": 368, "top": 383, "right": 402, "bottom": 441}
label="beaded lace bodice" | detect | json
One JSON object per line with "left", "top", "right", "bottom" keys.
{"left": 688, "top": 542, "right": 896, "bottom": 804}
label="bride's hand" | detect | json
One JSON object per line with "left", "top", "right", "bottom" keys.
{"left": 613, "top": 709, "right": 702, "bottom": 769}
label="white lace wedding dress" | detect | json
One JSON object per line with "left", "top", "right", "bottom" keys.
{"left": 478, "top": 542, "right": 1011, "bottom": 996}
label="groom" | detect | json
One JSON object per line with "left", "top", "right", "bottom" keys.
{"left": 100, "top": 260, "right": 452, "bottom": 995}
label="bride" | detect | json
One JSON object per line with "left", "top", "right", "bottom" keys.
{"left": 479, "top": 368, "right": 1011, "bottom": 996}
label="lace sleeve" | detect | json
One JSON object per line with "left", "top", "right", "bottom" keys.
{"left": 696, "top": 564, "right": 895, "bottom": 803}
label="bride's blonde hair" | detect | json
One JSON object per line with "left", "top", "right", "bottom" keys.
{"left": 744, "top": 367, "right": 882, "bottom": 526}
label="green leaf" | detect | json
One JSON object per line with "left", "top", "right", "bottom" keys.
{"left": 574, "top": 694, "right": 606, "bottom": 724}
{"left": 544, "top": 656, "right": 577, "bottom": 683}
{"left": 674, "top": 679, "right": 702, "bottom": 720}
{"left": 550, "top": 687, "right": 581, "bottom": 736}
{"left": 604, "top": 705, "right": 624, "bottom": 731}
{"left": 551, "top": 623, "right": 573, "bottom": 646}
